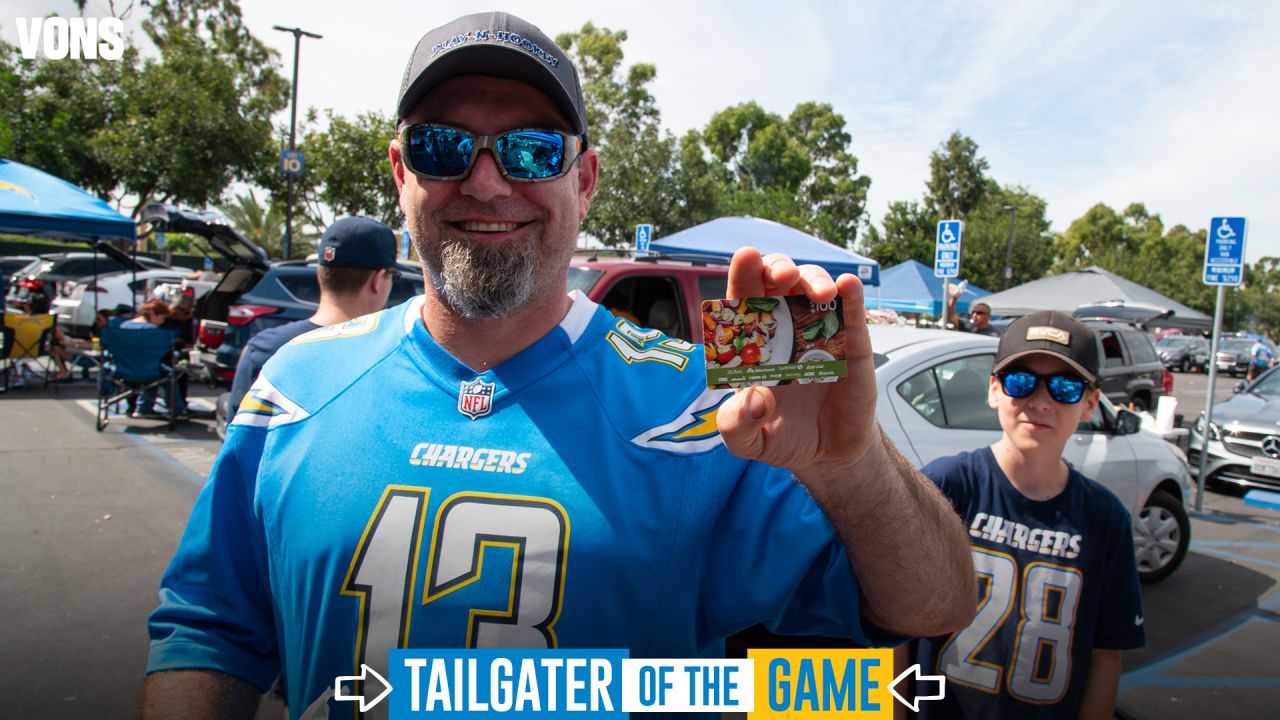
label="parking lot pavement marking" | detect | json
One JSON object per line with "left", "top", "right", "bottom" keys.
{"left": 1192, "top": 540, "right": 1280, "bottom": 549}
{"left": 1190, "top": 511, "right": 1280, "bottom": 534}
{"left": 1243, "top": 489, "right": 1280, "bottom": 511}
{"left": 71, "top": 398, "right": 220, "bottom": 485}
{"left": 1120, "top": 591, "right": 1280, "bottom": 694}
{"left": 1191, "top": 546, "right": 1280, "bottom": 571}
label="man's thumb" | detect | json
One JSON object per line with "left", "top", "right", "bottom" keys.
{"left": 719, "top": 387, "right": 773, "bottom": 459}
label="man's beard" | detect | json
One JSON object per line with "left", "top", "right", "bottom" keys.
{"left": 411, "top": 217, "right": 541, "bottom": 319}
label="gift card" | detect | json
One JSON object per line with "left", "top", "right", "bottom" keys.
{"left": 701, "top": 295, "right": 848, "bottom": 388}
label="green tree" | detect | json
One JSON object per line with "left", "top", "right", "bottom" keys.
{"left": 219, "top": 189, "right": 286, "bottom": 257}
{"left": 557, "top": 23, "right": 685, "bottom": 247}
{"left": 1241, "top": 258, "right": 1280, "bottom": 339}
{"left": 4, "top": 1, "right": 287, "bottom": 216}
{"left": 859, "top": 200, "right": 937, "bottom": 267}
{"left": 291, "top": 110, "right": 401, "bottom": 230}
{"left": 958, "top": 183, "right": 1054, "bottom": 291}
{"left": 696, "top": 101, "right": 870, "bottom": 246}
{"left": 926, "top": 131, "right": 990, "bottom": 220}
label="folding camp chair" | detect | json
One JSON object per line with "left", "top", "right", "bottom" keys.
{"left": 96, "top": 325, "right": 180, "bottom": 430}
{"left": 1, "top": 312, "right": 58, "bottom": 392}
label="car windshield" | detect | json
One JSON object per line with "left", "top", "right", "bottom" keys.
{"left": 1157, "top": 337, "right": 1195, "bottom": 348}
{"left": 1220, "top": 339, "right": 1253, "bottom": 352}
{"left": 1250, "top": 371, "right": 1280, "bottom": 397}
{"left": 566, "top": 266, "right": 602, "bottom": 295}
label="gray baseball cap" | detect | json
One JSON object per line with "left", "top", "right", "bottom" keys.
{"left": 396, "top": 12, "right": 588, "bottom": 142}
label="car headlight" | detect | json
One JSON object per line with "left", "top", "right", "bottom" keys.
{"left": 1193, "top": 414, "right": 1221, "bottom": 441}
{"left": 1159, "top": 351, "right": 1169, "bottom": 360}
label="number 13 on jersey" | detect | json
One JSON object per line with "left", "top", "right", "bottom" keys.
{"left": 342, "top": 486, "right": 570, "bottom": 683}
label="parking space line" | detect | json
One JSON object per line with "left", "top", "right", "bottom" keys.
{"left": 1121, "top": 598, "right": 1280, "bottom": 693}
{"left": 1136, "top": 677, "right": 1280, "bottom": 688}
{"left": 1192, "top": 540, "right": 1280, "bottom": 549}
{"left": 117, "top": 431, "right": 207, "bottom": 487}
{"left": 1193, "top": 546, "right": 1280, "bottom": 571}
{"left": 1190, "top": 510, "right": 1280, "bottom": 534}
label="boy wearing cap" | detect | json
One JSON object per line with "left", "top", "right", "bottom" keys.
{"left": 228, "top": 216, "right": 398, "bottom": 413}
{"left": 903, "top": 311, "right": 1145, "bottom": 718}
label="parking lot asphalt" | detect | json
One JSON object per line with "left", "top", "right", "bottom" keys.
{"left": 2, "top": 378, "right": 1277, "bottom": 718}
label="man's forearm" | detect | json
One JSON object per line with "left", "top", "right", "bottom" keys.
{"left": 141, "top": 669, "right": 262, "bottom": 720}
{"left": 796, "top": 428, "right": 977, "bottom": 637}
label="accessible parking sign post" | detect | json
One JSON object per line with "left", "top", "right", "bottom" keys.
{"left": 934, "top": 220, "right": 962, "bottom": 324}
{"left": 1196, "top": 216, "right": 1247, "bottom": 511}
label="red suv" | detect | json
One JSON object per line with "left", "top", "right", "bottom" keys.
{"left": 568, "top": 254, "right": 729, "bottom": 343}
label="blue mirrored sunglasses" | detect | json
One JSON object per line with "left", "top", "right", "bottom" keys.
{"left": 400, "top": 124, "right": 583, "bottom": 182}
{"left": 996, "top": 369, "right": 1090, "bottom": 404}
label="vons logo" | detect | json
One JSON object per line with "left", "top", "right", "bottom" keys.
{"left": 16, "top": 17, "right": 125, "bottom": 61}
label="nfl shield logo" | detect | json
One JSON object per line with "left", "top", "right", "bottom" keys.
{"left": 458, "top": 378, "right": 495, "bottom": 420}
{"left": 322, "top": 246, "right": 336, "bottom": 262}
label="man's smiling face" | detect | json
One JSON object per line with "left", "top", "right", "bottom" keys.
{"left": 391, "top": 74, "right": 598, "bottom": 318}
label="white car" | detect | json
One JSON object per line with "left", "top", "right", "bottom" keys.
{"left": 870, "top": 325, "right": 1193, "bottom": 582}
{"left": 52, "top": 269, "right": 190, "bottom": 337}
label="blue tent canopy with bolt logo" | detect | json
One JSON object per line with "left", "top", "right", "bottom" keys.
{"left": 0, "top": 158, "right": 135, "bottom": 241}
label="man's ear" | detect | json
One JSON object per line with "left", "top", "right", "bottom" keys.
{"left": 390, "top": 138, "right": 406, "bottom": 191}
{"left": 988, "top": 375, "right": 1001, "bottom": 409}
{"left": 1079, "top": 387, "right": 1102, "bottom": 422}
{"left": 372, "top": 268, "right": 393, "bottom": 296}
{"left": 576, "top": 147, "right": 599, "bottom": 220}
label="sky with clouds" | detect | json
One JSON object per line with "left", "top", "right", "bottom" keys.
{"left": 5, "top": 0, "right": 1278, "bottom": 262}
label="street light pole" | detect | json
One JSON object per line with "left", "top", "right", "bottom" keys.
{"left": 273, "top": 25, "right": 322, "bottom": 260}
{"left": 1003, "top": 204, "right": 1017, "bottom": 290}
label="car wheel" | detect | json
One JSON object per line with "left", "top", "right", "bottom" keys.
{"left": 1129, "top": 393, "right": 1150, "bottom": 412}
{"left": 1180, "top": 357, "right": 1190, "bottom": 373}
{"left": 1134, "top": 490, "right": 1189, "bottom": 583}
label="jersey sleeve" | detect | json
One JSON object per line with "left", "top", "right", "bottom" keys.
{"left": 1092, "top": 500, "right": 1146, "bottom": 650}
{"left": 228, "top": 338, "right": 265, "bottom": 415}
{"left": 697, "top": 459, "right": 892, "bottom": 647}
{"left": 145, "top": 423, "right": 280, "bottom": 692}
{"left": 920, "top": 452, "right": 975, "bottom": 516}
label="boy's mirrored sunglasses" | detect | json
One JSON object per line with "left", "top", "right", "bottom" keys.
{"left": 399, "top": 124, "right": 583, "bottom": 182}
{"left": 996, "top": 369, "right": 1091, "bottom": 404}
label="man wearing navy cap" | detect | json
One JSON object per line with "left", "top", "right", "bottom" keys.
{"left": 227, "top": 216, "right": 399, "bottom": 413}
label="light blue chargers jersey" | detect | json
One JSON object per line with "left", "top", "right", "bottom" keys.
{"left": 147, "top": 292, "right": 878, "bottom": 717}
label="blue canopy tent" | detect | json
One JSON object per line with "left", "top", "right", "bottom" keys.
{"left": 872, "top": 259, "right": 991, "bottom": 315}
{"left": 1, "top": 159, "right": 141, "bottom": 323}
{"left": 649, "top": 216, "right": 879, "bottom": 285}
{"left": 0, "top": 159, "right": 135, "bottom": 241}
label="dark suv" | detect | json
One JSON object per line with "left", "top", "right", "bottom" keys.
{"left": 198, "top": 259, "right": 425, "bottom": 384}
{"left": 1157, "top": 334, "right": 1210, "bottom": 373}
{"left": 1072, "top": 304, "right": 1169, "bottom": 411}
{"left": 138, "top": 204, "right": 426, "bottom": 386}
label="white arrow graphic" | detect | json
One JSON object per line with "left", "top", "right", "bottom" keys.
{"left": 888, "top": 664, "right": 946, "bottom": 712}
{"left": 334, "top": 664, "right": 394, "bottom": 713}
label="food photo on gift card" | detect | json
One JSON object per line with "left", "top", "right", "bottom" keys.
{"left": 701, "top": 295, "right": 849, "bottom": 388}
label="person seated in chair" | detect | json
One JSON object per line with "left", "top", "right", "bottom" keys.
{"left": 120, "top": 300, "right": 186, "bottom": 420}
{"left": 25, "top": 290, "right": 71, "bottom": 380}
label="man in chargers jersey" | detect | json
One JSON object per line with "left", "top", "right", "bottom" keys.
{"left": 903, "top": 311, "right": 1145, "bottom": 718}
{"left": 143, "top": 11, "right": 976, "bottom": 718}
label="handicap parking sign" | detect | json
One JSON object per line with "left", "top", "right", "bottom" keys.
{"left": 1203, "top": 217, "right": 1246, "bottom": 286}
{"left": 635, "top": 223, "right": 652, "bottom": 256}
{"left": 934, "top": 220, "right": 963, "bottom": 278}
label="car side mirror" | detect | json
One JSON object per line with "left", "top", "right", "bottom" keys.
{"left": 1115, "top": 409, "right": 1142, "bottom": 436}
{"left": 1233, "top": 380, "right": 1246, "bottom": 394}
